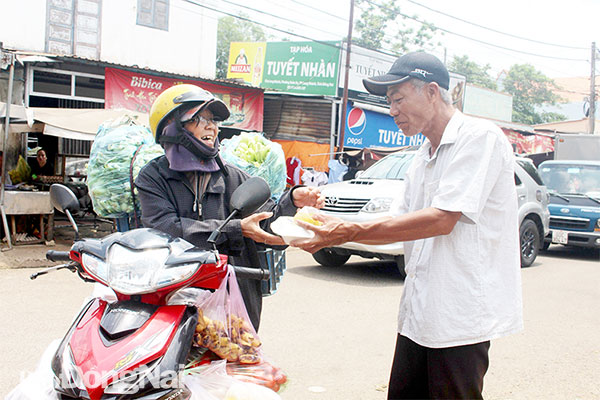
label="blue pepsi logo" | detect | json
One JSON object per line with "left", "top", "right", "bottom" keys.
{"left": 347, "top": 107, "right": 366, "bottom": 136}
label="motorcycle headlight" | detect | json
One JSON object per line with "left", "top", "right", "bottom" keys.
{"left": 362, "top": 197, "right": 393, "bottom": 213}
{"left": 82, "top": 253, "right": 108, "bottom": 284}
{"left": 105, "top": 244, "right": 200, "bottom": 295}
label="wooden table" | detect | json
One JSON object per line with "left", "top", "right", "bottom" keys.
{"left": 3, "top": 191, "right": 54, "bottom": 244}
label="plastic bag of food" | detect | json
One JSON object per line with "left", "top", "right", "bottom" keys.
{"left": 220, "top": 132, "right": 286, "bottom": 199}
{"left": 192, "top": 266, "right": 263, "bottom": 364}
{"left": 226, "top": 359, "right": 288, "bottom": 393}
{"left": 87, "top": 117, "right": 163, "bottom": 218}
{"left": 184, "top": 360, "right": 281, "bottom": 400}
{"left": 8, "top": 155, "right": 32, "bottom": 184}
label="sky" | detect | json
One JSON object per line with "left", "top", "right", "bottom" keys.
{"left": 203, "top": 0, "right": 599, "bottom": 79}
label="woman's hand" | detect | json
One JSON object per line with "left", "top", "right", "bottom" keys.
{"left": 292, "top": 186, "right": 325, "bottom": 209}
{"left": 241, "top": 212, "right": 286, "bottom": 246}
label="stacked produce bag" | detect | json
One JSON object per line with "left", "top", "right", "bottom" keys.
{"left": 220, "top": 132, "right": 286, "bottom": 199}
{"left": 87, "top": 116, "right": 164, "bottom": 218}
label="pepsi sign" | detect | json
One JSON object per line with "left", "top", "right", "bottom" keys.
{"left": 347, "top": 107, "right": 367, "bottom": 136}
{"left": 344, "top": 105, "right": 425, "bottom": 149}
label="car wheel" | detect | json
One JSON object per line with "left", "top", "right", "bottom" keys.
{"left": 312, "top": 248, "right": 350, "bottom": 267}
{"left": 520, "top": 219, "right": 539, "bottom": 268}
{"left": 395, "top": 256, "right": 407, "bottom": 279}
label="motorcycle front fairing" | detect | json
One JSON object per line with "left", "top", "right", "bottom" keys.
{"left": 52, "top": 298, "right": 198, "bottom": 399}
{"left": 49, "top": 228, "right": 226, "bottom": 399}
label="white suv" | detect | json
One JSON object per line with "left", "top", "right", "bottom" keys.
{"left": 315, "top": 151, "right": 549, "bottom": 274}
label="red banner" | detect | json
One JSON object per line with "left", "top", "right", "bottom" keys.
{"left": 503, "top": 129, "right": 554, "bottom": 154}
{"left": 104, "top": 67, "right": 263, "bottom": 131}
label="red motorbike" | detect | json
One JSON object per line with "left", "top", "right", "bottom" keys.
{"left": 27, "top": 178, "right": 271, "bottom": 400}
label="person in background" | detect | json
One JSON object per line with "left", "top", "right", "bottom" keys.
{"left": 29, "top": 149, "right": 54, "bottom": 178}
{"left": 293, "top": 52, "right": 523, "bottom": 399}
{"left": 135, "top": 84, "right": 323, "bottom": 331}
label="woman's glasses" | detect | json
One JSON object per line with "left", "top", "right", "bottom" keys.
{"left": 184, "top": 114, "right": 220, "bottom": 127}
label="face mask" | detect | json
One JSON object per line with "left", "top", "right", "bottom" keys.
{"left": 160, "top": 121, "right": 221, "bottom": 173}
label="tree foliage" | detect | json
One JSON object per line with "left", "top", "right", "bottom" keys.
{"left": 353, "top": 0, "right": 439, "bottom": 54}
{"left": 502, "top": 64, "right": 566, "bottom": 124}
{"left": 216, "top": 15, "right": 267, "bottom": 79}
{"left": 447, "top": 55, "right": 497, "bottom": 90}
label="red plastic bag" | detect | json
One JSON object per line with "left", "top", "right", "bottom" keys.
{"left": 226, "top": 359, "right": 288, "bottom": 393}
{"left": 193, "top": 266, "right": 263, "bottom": 364}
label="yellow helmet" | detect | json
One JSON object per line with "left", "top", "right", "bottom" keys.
{"left": 149, "top": 84, "right": 230, "bottom": 143}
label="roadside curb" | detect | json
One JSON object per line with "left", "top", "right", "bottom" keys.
{"left": 0, "top": 243, "right": 71, "bottom": 269}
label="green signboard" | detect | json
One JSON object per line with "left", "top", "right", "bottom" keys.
{"left": 261, "top": 41, "right": 341, "bottom": 96}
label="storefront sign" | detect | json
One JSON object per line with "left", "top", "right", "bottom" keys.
{"left": 105, "top": 67, "right": 264, "bottom": 131}
{"left": 337, "top": 44, "right": 396, "bottom": 106}
{"left": 344, "top": 104, "right": 425, "bottom": 149}
{"left": 227, "top": 42, "right": 267, "bottom": 87}
{"left": 228, "top": 41, "right": 341, "bottom": 95}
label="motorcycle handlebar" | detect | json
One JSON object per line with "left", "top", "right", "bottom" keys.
{"left": 46, "top": 250, "right": 71, "bottom": 262}
{"left": 233, "top": 266, "right": 270, "bottom": 281}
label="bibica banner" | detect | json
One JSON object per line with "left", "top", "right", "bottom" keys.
{"left": 104, "top": 67, "right": 264, "bottom": 131}
{"left": 257, "top": 41, "right": 341, "bottom": 95}
{"left": 344, "top": 103, "right": 425, "bottom": 149}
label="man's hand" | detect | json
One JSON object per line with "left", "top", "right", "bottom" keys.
{"left": 292, "top": 186, "right": 325, "bottom": 209}
{"left": 241, "top": 212, "right": 286, "bottom": 246}
{"left": 290, "top": 213, "right": 355, "bottom": 253}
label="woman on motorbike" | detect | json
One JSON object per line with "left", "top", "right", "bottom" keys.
{"left": 135, "top": 84, "right": 323, "bottom": 331}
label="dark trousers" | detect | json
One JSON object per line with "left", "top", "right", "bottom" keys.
{"left": 388, "top": 334, "right": 490, "bottom": 400}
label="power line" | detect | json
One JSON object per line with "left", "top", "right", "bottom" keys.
{"left": 405, "top": 0, "right": 588, "bottom": 50}
{"left": 218, "top": 0, "right": 345, "bottom": 39}
{"left": 180, "top": 0, "right": 402, "bottom": 65}
{"left": 181, "top": 0, "right": 341, "bottom": 49}
{"left": 363, "top": 0, "right": 589, "bottom": 62}
{"left": 289, "top": 0, "right": 348, "bottom": 22}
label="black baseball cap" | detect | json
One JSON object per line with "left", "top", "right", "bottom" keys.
{"left": 363, "top": 52, "right": 450, "bottom": 96}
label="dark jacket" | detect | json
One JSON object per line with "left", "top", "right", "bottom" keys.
{"left": 134, "top": 155, "right": 297, "bottom": 330}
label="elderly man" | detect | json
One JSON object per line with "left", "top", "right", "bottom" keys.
{"left": 294, "top": 52, "right": 523, "bottom": 399}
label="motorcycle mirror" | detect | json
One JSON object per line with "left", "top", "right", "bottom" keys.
{"left": 50, "top": 184, "right": 80, "bottom": 214}
{"left": 207, "top": 177, "right": 271, "bottom": 248}
{"left": 49, "top": 184, "right": 80, "bottom": 240}
{"left": 230, "top": 176, "right": 271, "bottom": 218}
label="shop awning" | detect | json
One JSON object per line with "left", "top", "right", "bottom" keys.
{"left": 30, "top": 107, "right": 149, "bottom": 141}
{"left": 1, "top": 102, "right": 149, "bottom": 141}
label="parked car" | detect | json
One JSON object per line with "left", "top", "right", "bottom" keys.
{"left": 514, "top": 156, "right": 550, "bottom": 266}
{"left": 537, "top": 160, "right": 600, "bottom": 250}
{"left": 314, "top": 151, "right": 549, "bottom": 274}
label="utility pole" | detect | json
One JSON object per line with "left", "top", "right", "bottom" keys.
{"left": 338, "top": 0, "right": 355, "bottom": 154}
{"left": 590, "top": 41, "right": 596, "bottom": 134}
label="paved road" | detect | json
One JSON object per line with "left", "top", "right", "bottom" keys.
{"left": 1, "top": 245, "right": 598, "bottom": 399}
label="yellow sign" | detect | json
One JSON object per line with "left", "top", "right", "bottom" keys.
{"left": 227, "top": 42, "right": 267, "bottom": 86}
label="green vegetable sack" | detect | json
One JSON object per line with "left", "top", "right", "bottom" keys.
{"left": 87, "top": 117, "right": 164, "bottom": 218}
{"left": 220, "top": 132, "right": 286, "bottom": 199}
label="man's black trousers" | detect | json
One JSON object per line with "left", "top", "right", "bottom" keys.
{"left": 388, "top": 334, "right": 490, "bottom": 399}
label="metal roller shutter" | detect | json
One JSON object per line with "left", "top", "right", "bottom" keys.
{"left": 263, "top": 96, "right": 334, "bottom": 143}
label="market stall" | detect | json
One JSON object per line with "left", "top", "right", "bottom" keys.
{"left": 1, "top": 102, "right": 148, "bottom": 248}
{"left": 3, "top": 191, "right": 53, "bottom": 244}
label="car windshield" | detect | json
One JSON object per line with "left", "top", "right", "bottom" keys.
{"left": 538, "top": 163, "right": 600, "bottom": 197}
{"left": 360, "top": 152, "right": 416, "bottom": 180}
